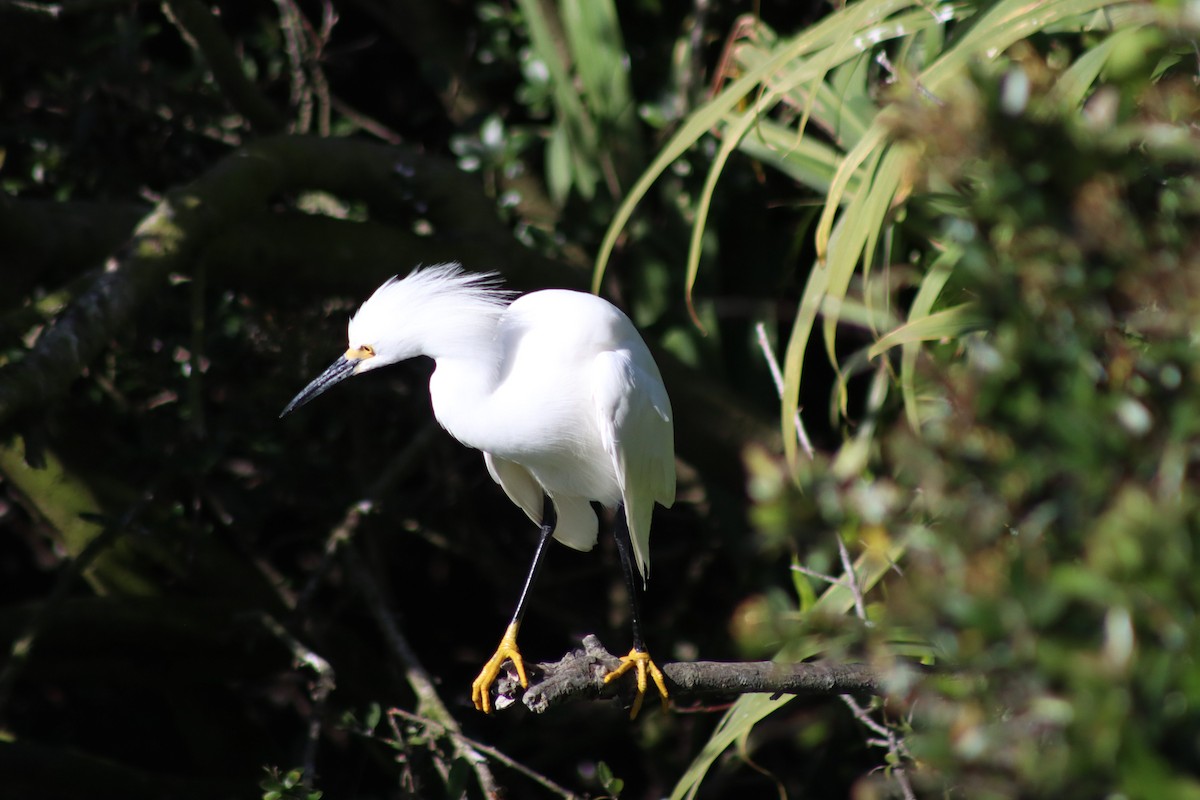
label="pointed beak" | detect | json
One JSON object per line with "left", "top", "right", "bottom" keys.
{"left": 280, "top": 355, "right": 357, "bottom": 418}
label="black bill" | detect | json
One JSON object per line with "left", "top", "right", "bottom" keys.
{"left": 280, "top": 355, "right": 357, "bottom": 418}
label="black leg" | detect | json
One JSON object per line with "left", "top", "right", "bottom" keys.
{"left": 509, "top": 494, "right": 557, "bottom": 628}
{"left": 611, "top": 505, "right": 647, "bottom": 653}
{"left": 604, "top": 504, "right": 668, "bottom": 717}
{"left": 472, "top": 494, "right": 558, "bottom": 713}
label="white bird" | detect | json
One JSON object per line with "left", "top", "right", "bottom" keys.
{"left": 282, "top": 264, "right": 676, "bottom": 717}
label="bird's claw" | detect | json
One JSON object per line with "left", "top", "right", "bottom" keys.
{"left": 471, "top": 623, "right": 527, "bottom": 714}
{"left": 603, "top": 648, "right": 669, "bottom": 719}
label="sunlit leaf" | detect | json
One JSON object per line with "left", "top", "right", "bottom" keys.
{"left": 868, "top": 302, "right": 985, "bottom": 360}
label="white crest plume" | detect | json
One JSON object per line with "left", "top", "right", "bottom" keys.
{"left": 347, "top": 263, "right": 512, "bottom": 365}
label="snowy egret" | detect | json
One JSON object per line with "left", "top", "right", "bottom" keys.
{"left": 282, "top": 264, "right": 676, "bottom": 717}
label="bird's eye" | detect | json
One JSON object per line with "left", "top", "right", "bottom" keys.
{"left": 346, "top": 344, "right": 376, "bottom": 362}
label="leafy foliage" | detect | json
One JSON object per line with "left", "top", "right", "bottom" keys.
{"left": 262, "top": 766, "right": 324, "bottom": 800}
{"left": 882, "top": 68, "right": 1200, "bottom": 797}
{"left": 706, "top": 25, "right": 1199, "bottom": 800}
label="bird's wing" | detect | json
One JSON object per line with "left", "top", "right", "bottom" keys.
{"left": 484, "top": 453, "right": 599, "bottom": 552}
{"left": 484, "top": 452, "right": 544, "bottom": 526}
{"left": 547, "top": 494, "right": 600, "bottom": 552}
{"left": 593, "top": 349, "right": 676, "bottom": 582}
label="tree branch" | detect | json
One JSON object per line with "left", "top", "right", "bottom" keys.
{"left": 492, "top": 635, "right": 887, "bottom": 715}
{"left": 161, "top": 0, "right": 288, "bottom": 134}
{"left": 0, "top": 135, "right": 550, "bottom": 428}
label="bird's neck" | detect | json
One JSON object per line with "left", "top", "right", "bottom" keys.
{"left": 426, "top": 348, "right": 503, "bottom": 449}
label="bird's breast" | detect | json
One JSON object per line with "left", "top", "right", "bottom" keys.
{"left": 428, "top": 358, "right": 622, "bottom": 506}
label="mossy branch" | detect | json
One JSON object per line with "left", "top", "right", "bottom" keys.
{"left": 0, "top": 136, "right": 555, "bottom": 427}
{"left": 0, "top": 136, "right": 776, "bottom": 471}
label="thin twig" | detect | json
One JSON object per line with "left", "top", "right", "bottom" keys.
{"left": 271, "top": 0, "right": 333, "bottom": 135}
{"left": 833, "top": 540, "right": 913, "bottom": 796}
{"left": 257, "top": 614, "right": 336, "bottom": 790}
{"left": 329, "top": 96, "right": 403, "bottom": 144}
{"left": 309, "top": 4, "right": 334, "bottom": 136}
{"left": 342, "top": 546, "right": 500, "bottom": 796}
{"left": 790, "top": 562, "right": 850, "bottom": 588}
{"left": 3, "top": 0, "right": 132, "bottom": 12}
{"left": 4, "top": 0, "right": 61, "bottom": 14}
{"left": 161, "top": 0, "right": 287, "bottom": 132}
{"left": 274, "top": 0, "right": 313, "bottom": 132}
{"left": 388, "top": 707, "right": 582, "bottom": 800}
{"left": 841, "top": 695, "right": 917, "bottom": 800}
{"left": 874, "top": 50, "right": 943, "bottom": 106}
{"left": 790, "top": 540, "right": 868, "bottom": 624}
{"left": 294, "top": 423, "right": 440, "bottom": 614}
{"left": 840, "top": 696, "right": 891, "bottom": 740}
{"left": 754, "top": 321, "right": 815, "bottom": 459}
{"left": 802, "top": 519, "right": 908, "bottom": 796}
{"left": 837, "top": 534, "right": 870, "bottom": 623}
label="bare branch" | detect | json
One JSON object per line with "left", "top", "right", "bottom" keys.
{"left": 842, "top": 695, "right": 917, "bottom": 800}
{"left": 492, "top": 635, "right": 886, "bottom": 715}
{"left": 342, "top": 546, "right": 500, "bottom": 797}
{"left": 837, "top": 534, "right": 870, "bottom": 623}
{"left": 256, "top": 614, "right": 335, "bottom": 791}
{"left": 387, "top": 707, "right": 582, "bottom": 800}
{"left": 755, "top": 321, "right": 816, "bottom": 459}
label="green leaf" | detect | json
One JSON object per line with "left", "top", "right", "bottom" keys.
{"left": 791, "top": 554, "right": 819, "bottom": 613}
{"left": 594, "top": 0, "right": 930, "bottom": 292}
{"left": 737, "top": 118, "right": 860, "bottom": 198}
{"left": 897, "top": 247, "right": 960, "bottom": 428}
{"left": 868, "top": 302, "right": 985, "bottom": 360}
{"left": 685, "top": 101, "right": 780, "bottom": 328}
{"left": 597, "top": 760, "right": 625, "bottom": 797}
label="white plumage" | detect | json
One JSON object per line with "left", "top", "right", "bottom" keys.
{"left": 282, "top": 263, "right": 677, "bottom": 716}
{"left": 338, "top": 265, "right": 675, "bottom": 577}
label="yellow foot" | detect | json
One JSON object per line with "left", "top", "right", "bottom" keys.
{"left": 471, "top": 622, "right": 527, "bottom": 714}
{"left": 603, "top": 648, "right": 669, "bottom": 719}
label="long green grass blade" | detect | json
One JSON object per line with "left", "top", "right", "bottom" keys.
{"left": 870, "top": 302, "right": 984, "bottom": 360}
{"left": 593, "top": 0, "right": 928, "bottom": 292}
{"left": 736, "top": 119, "right": 855, "bottom": 197}
{"left": 1047, "top": 22, "right": 1147, "bottom": 110}
{"left": 593, "top": 68, "right": 769, "bottom": 292}
{"left": 561, "top": 0, "right": 634, "bottom": 128}
{"left": 823, "top": 147, "right": 905, "bottom": 418}
{"left": 780, "top": 216, "right": 838, "bottom": 466}
{"left": 683, "top": 96, "right": 783, "bottom": 328}
{"left": 896, "top": 248, "right": 959, "bottom": 429}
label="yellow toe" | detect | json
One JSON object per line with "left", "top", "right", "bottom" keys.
{"left": 603, "top": 649, "right": 669, "bottom": 719}
{"left": 471, "top": 622, "right": 527, "bottom": 714}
